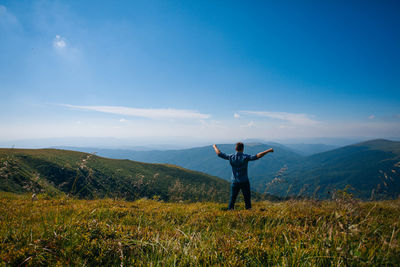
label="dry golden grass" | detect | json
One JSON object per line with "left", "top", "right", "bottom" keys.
{"left": 1, "top": 192, "right": 399, "bottom": 266}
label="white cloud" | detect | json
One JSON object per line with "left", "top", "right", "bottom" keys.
{"left": 62, "top": 104, "right": 211, "bottom": 120}
{"left": 119, "top": 118, "right": 127, "bottom": 122}
{"left": 240, "top": 111, "right": 319, "bottom": 126}
{"left": 53, "top": 35, "right": 66, "bottom": 48}
{"left": 234, "top": 113, "right": 240, "bottom": 119}
{"left": 368, "top": 115, "right": 375, "bottom": 120}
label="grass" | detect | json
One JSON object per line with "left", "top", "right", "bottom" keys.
{"left": 1, "top": 192, "right": 399, "bottom": 266}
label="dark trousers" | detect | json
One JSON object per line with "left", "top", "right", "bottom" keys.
{"left": 228, "top": 181, "right": 251, "bottom": 210}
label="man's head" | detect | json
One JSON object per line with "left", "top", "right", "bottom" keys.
{"left": 235, "top": 142, "right": 244, "bottom": 152}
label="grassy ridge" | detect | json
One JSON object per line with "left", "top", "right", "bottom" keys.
{"left": 0, "top": 148, "right": 233, "bottom": 202}
{"left": 278, "top": 139, "right": 400, "bottom": 199}
{"left": 1, "top": 193, "right": 399, "bottom": 266}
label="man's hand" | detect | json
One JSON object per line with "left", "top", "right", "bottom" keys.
{"left": 212, "top": 144, "right": 221, "bottom": 155}
{"left": 256, "top": 148, "right": 274, "bottom": 159}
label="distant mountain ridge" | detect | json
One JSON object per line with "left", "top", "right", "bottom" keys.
{"left": 53, "top": 139, "right": 400, "bottom": 200}
{"left": 53, "top": 143, "right": 303, "bottom": 186}
{"left": 282, "top": 143, "right": 338, "bottom": 156}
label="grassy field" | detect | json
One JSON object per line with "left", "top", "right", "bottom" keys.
{"left": 1, "top": 193, "right": 399, "bottom": 266}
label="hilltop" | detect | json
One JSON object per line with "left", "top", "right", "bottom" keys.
{"left": 1, "top": 193, "right": 399, "bottom": 266}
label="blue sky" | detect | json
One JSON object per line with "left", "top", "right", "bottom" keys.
{"left": 1, "top": 0, "right": 399, "bottom": 146}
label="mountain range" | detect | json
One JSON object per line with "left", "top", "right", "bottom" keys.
{"left": 278, "top": 139, "right": 400, "bottom": 199}
{"left": 55, "top": 139, "right": 400, "bottom": 200}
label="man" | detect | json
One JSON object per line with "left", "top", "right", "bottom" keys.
{"left": 213, "top": 142, "right": 273, "bottom": 210}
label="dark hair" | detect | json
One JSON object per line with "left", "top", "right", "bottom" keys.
{"left": 235, "top": 142, "right": 244, "bottom": 151}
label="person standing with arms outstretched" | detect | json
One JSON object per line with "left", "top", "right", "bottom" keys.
{"left": 213, "top": 142, "right": 273, "bottom": 210}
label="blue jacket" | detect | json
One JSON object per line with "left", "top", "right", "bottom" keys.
{"left": 218, "top": 151, "right": 259, "bottom": 183}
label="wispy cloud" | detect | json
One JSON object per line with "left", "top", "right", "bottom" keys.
{"left": 62, "top": 104, "right": 211, "bottom": 119}
{"left": 234, "top": 113, "right": 240, "bottom": 119}
{"left": 53, "top": 35, "right": 66, "bottom": 48}
{"left": 0, "top": 5, "right": 19, "bottom": 29}
{"left": 368, "top": 115, "right": 375, "bottom": 120}
{"left": 240, "top": 111, "right": 319, "bottom": 126}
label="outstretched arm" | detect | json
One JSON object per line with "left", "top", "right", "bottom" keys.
{"left": 256, "top": 148, "right": 274, "bottom": 159}
{"left": 213, "top": 144, "right": 230, "bottom": 160}
{"left": 212, "top": 144, "right": 221, "bottom": 155}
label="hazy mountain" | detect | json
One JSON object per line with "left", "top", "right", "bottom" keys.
{"left": 246, "top": 137, "right": 368, "bottom": 147}
{"left": 0, "top": 137, "right": 213, "bottom": 150}
{"left": 282, "top": 143, "right": 338, "bottom": 156}
{"left": 275, "top": 137, "right": 367, "bottom": 147}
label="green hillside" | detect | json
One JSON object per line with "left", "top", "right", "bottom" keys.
{"left": 47, "top": 139, "right": 400, "bottom": 200}
{"left": 56, "top": 143, "right": 303, "bottom": 190}
{"left": 0, "top": 148, "right": 235, "bottom": 202}
{"left": 269, "top": 139, "right": 400, "bottom": 199}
